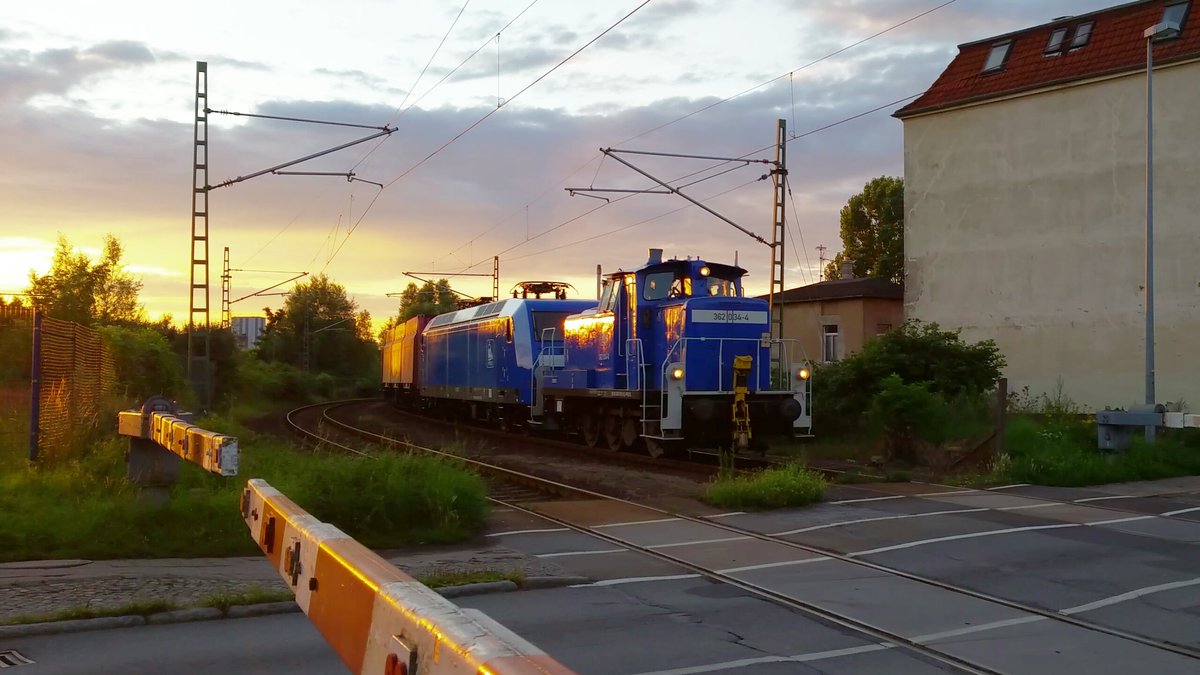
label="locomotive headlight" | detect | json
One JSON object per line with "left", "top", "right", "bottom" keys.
{"left": 671, "top": 367, "right": 685, "bottom": 380}
{"left": 796, "top": 367, "right": 810, "bottom": 381}
{"left": 699, "top": 266, "right": 710, "bottom": 277}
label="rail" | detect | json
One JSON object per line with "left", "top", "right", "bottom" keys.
{"left": 242, "top": 479, "right": 575, "bottom": 675}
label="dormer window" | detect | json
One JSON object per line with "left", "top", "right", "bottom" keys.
{"left": 1044, "top": 28, "right": 1068, "bottom": 54}
{"left": 982, "top": 40, "right": 1012, "bottom": 73}
{"left": 1070, "top": 21, "right": 1094, "bottom": 47}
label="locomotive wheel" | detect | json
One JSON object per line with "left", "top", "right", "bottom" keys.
{"left": 644, "top": 437, "right": 665, "bottom": 459}
{"left": 580, "top": 414, "right": 601, "bottom": 448}
{"left": 621, "top": 417, "right": 642, "bottom": 452}
{"left": 602, "top": 415, "right": 622, "bottom": 452}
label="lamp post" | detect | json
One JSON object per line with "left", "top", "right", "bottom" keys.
{"left": 1141, "top": 19, "right": 1180, "bottom": 441}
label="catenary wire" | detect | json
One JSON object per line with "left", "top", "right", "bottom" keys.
{"left": 435, "top": 0, "right": 956, "bottom": 275}
{"left": 322, "top": 0, "right": 655, "bottom": 270}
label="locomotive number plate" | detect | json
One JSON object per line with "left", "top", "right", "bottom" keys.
{"left": 691, "top": 310, "right": 768, "bottom": 324}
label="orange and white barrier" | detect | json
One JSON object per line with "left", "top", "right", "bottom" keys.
{"left": 117, "top": 404, "right": 238, "bottom": 476}
{"left": 240, "top": 479, "right": 576, "bottom": 675}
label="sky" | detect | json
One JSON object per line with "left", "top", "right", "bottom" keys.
{"left": 0, "top": 0, "right": 1111, "bottom": 330}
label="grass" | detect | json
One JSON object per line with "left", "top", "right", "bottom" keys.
{"left": 0, "top": 410, "right": 489, "bottom": 562}
{"left": 417, "top": 570, "right": 525, "bottom": 589}
{"left": 702, "top": 464, "right": 827, "bottom": 510}
{"left": 990, "top": 417, "right": 1200, "bottom": 487}
{"left": 199, "top": 586, "right": 295, "bottom": 611}
{"left": 0, "top": 599, "right": 180, "bottom": 626}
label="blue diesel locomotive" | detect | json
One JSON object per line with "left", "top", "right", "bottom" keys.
{"left": 381, "top": 248, "right": 812, "bottom": 455}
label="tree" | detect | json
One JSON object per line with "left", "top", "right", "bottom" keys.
{"left": 396, "top": 279, "right": 457, "bottom": 321}
{"left": 26, "top": 234, "right": 144, "bottom": 324}
{"left": 256, "top": 273, "right": 377, "bottom": 378}
{"left": 823, "top": 176, "right": 904, "bottom": 284}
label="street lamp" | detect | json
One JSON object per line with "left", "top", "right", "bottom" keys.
{"left": 1141, "top": 18, "right": 1180, "bottom": 441}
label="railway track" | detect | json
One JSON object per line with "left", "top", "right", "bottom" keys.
{"left": 285, "top": 399, "right": 1200, "bottom": 674}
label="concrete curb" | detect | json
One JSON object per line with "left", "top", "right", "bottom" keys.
{"left": 436, "top": 580, "right": 518, "bottom": 598}
{"left": 146, "top": 607, "right": 224, "bottom": 625}
{"left": 0, "top": 615, "right": 144, "bottom": 638}
{"left": 0, "top": 576, "right": 589, "bottom": 636}
{"left": 226, "top": 601, "right": 301, "bottom": 619}
{"left": 521, "top": 575, "right": 590, "bottom": 590}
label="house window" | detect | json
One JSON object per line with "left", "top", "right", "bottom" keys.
{"left": 1070, "top": 21, "right": 1093, "bottom": 48}
{"left": 982, "top": 41, "right": 1012, "bottom": 73}
{"left": 1044, "top": 28, "right": 1068, "bottom": 54}
{"left": 876, "top": 323, "right": 893, "bottom": 336}
{"left": 822, "top": 324, "right": 840, "bottom": 363}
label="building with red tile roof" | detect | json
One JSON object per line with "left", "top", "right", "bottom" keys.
{"left": 896, "top": 0, "right": 1200, "bottom": 409}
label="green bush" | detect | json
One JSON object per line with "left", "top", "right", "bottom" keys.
{"left": 703, "top": 464, "right": 826, "bottom": 510}
{"left": 868, "top": 375, "right": 949, "bottom": 460}
{"left": 814, "top": 320, "right": 1004, "bottom": 435}
{"left": 99, "top": 325, "right": 187, "bottom": 403}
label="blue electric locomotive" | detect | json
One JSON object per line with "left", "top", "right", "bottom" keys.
{"left": 380, "top": 248, "right": 813, "bottom": 454}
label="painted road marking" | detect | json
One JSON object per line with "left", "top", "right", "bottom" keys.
{"left": 1074, "top": 495, "right": 1140, "bottom": 503}
{"left": 769, "top": 503, "right": 1057, "bottom": 537}
{"left": 595, "top": 517, "right": 682, "bottom": 528}
{"left": 629, "top": 642, "right": 894, "bottom": 675}
{"left": 648, "top": 535, "right": 751, "bottom": 549}
{"left": 1160, "top": 506, "right": 1200, "bottom": 517}
{"left": 535, "top": 548, "right": 628, "bottom": 558}
{"left": 572, "top": 574, "right": 702, "bottom": 587}
{"left": 1061, "top": 577, "right": 1200, "bottom": 614}
{"left": 988, "top": 484, "right": 1031, "bottom": 490}
{"left": 627, "top": 576, "right": 1200, "bottom": 675}
{"left": 849, "top": 523, "right": 1079, "bottom": 557}
{"left": 486, "top": 528, "right": 570, "bottom": 537}
{"left": 707, "top": 512, "right": 745, "bottom": 518}
{"left": 718, "top": 557, "right": 831, "bottom": 574}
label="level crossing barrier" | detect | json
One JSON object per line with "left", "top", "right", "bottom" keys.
{"left": 1096, "top": 405, "right": 1200, "bottom": 450}
{"left": 242, "top": 479, "right": 576, "bottom": 675}
{"left": 116, "top": 396, "right": 238, "bottom": 484}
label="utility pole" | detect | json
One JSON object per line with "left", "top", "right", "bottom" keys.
{"left": 816, "top": 245, "right": 828, "bottom": 281}
{"left": 188, "top": 61, "right": 212, "bottom": 408}
{"left": 768, "top": 118, "right": 787, "bottom": 349}
{"left": 220, "top": 247, "right": 231, "bottom": 328}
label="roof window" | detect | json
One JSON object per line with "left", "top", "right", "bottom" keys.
{"left": 1070, "top": 21, "right": 1093, "bottom": 48}
{"left": 1044, "top": 28, "right": 1068, "bottom": 54}
{"left": 1162, "top": 1, "right": 1189, "bottom": 28}
{"left": 982, "top": 40, "right": 1012, "bottom": 73}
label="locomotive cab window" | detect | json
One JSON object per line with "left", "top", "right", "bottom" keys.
{"left": 532, "top": 312, "right": 570, "bottom": 341}
{"left": 644, "top": 271, "right": 691, "bottom": 300}
{"left": 598, "top": 280, "right": 616, "bottom": 312}
{"left": 705, "top": 275, "right": 741, "bottom": 297}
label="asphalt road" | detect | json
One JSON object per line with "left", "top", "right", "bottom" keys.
{"left": 6, "top": 614, "right": 346, "bottom": 675}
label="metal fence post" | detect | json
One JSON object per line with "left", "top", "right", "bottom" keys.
{"left": 28, "top": 309, "right": 42, "bottom": 462}
{"left": 995, "top": 377, "right": 1008, "bottom": 459}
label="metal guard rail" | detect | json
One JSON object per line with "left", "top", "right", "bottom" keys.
{"left": 242, "top": 479, "right": 575, "bottom": 675}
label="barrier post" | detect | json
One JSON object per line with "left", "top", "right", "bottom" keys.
{"left": 117, "top": 396, "right": 237, "bottom": 502}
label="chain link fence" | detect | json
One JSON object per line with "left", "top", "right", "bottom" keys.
{"left": 0, "top": 308, "right": 116, "bottom": 462}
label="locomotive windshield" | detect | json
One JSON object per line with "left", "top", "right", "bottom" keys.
{"left": 644, "top": 271, "right": 690, "bottom": 300}
{"left": 532, "top": 311, "right": 571, "bottom": 341}
{"left": 704, "top": 275, "right": 741, "bottom": 297}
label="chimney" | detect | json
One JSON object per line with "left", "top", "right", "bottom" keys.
{"left": 840, "top": 259, "right": 856, "bottom": 279}
{"left": 647, "top": 248, "right": 663, "bottom": 265}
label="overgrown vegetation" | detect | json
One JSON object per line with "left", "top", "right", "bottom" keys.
{"left": 0, "top": 599, "right": 180, "bottom": 626}
{"left": 418, "top": 570, "right": 525, "bottom": 589}
{"left": 702, "top": 464, "right": 827, "bottom": 510}
{"left": 0, "top": 415, "right": 489, "bottom": 562}
{"left": 200, "top": 586, "right": 295, "bottom": 612}
{"left": 811, "top": 320, "right": 1004, "bottom": 463}
{"left": 981, "top": 388, "right": 1200, "bottom": 486}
